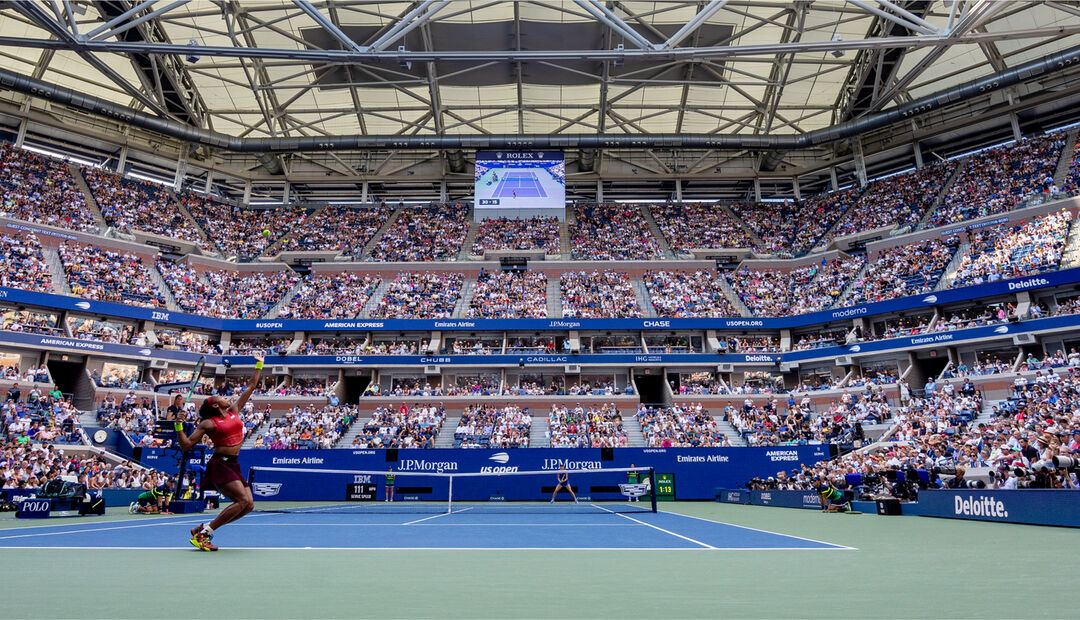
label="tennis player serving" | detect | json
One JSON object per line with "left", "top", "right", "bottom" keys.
{"left": 175, "top": 351, "right": 264, "bottom": 551}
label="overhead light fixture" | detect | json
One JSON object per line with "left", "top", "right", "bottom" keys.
{"left": 399, "top": 45, "right": 412, "bottom": 70}
{"left": 830, "top": 34, "right": 845, "bottom": 58}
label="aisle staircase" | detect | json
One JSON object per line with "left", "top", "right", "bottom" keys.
{"left": 717, "top": 276, "right": 753, "bottom": 317}
{"left": 720, "top": 204, "right": 767, "bottom": 249}
{"left": 625, "top": 416, "right": 647, "bottom": 448}
{"left": 639, "top": 205, "right": 675, "bottom": 259}
{"left": 434, "top": 418, "right": 460, "bottom": 448}
{"left": 529, "top": 419, "right": 549, "bottom": 448}
{"left": 42, "top": 246, "right": 72, "bottom": 296}
{"left": 459, "top": 219, "right": 480, "bottom": 260}
{"left": 357, "top": 207, "right": 403, "bottom": 259}
{"left": 713, "top": 416, "right": 748, "bottom": 447}
{"left": 68, "top": 164, "right": 109, "bottom": 233}
{"left": 453, "top": 278, "right": 476, "bottom": 318}
{"left": 360, "top": 280, "right": 390, "bottom": 318}
{"left": 833, "top": 260, "right": 870, "bottom": 307}
{"left": 546, "top": 277, "right": 562, "bottom": 318}
{"left": 265, "top": 278, "right": 304, "bottom": 318}
{"left": 168, "top": 190, "right": 221, "bottom": 256}
{"left": 148, "top": 264, "right": 183, "bottom": 312}
{"left": 916, "top": 159, "right": 967, "bottom": 230}
{"left": 631, "top": 279, "right": 658, "bottom": 318}
{"left": 934, "top": 241, "right": 971, "bottom": 291}
{"left": 1054, "top": 127, "right": 1079, "bottom": 187}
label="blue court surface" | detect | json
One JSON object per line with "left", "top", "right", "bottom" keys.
{"left": 493, "top": 171, "right": 547, "bottom": 198}
{"left": 0, "top": 505, "right": 853, "bottom": 551}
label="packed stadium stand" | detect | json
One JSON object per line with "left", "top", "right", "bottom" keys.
{"left": 4, "top": 4, "right": 1080, "bottom": 614}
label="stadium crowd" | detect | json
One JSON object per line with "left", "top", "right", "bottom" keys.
{"left": 929, "top": 133, "right": 1066, "bottom": 227}
{"left": 570, "top": 204, "right": 662, "bottom": 260}
{"left": 471, "top": 217, "right": 560, "bottom": 255}
{"left": 547, "top": 403, "right": 628, "bottom": 448}
{"left": 60, "top": 243, "right": 167, "bottom": 309}
{"left": 643, "top": 270, "right": 739, "bottom": 317}
{"left": 455, "top": 404, "right": 532, "bottom": 448}
{"left": 251, "top": 404, "right": 356, "bottom": 450}
{"left": 350, "top": 403, "right": 445, "bottom": 449}
{"left": 466, "top": 270, "right": 547, "bottom": 319}
{"left": 274, "top": 205, "right": 393, "bottom": 255}
{"left": 951, "top": 210, "right": 1073, "bottom": 287}
{"left": 371, "top": 272, "right": 464, "bottom": 319}
{"left": 278, "top": 273, "right": 382, "bottom": 319}
{"left": 83, "top": 169, "right": 204, "bottom": 243}
{"left": 0, "top": 144, "right": 98, "bottom": 233}
{"left": 0, "top": 233, "right": 53, "bottom": 293}
{"left": 638, "top": 403, "right": 729, "bottom": 448}
{"left": 561, "top": 270, "right": 641, "bottom": 318}
{"left": 847, "top": 237, "right": 960, "bottom": 305}
{"left": 650, "top": 203, "right": 757, "bottom": 252}
{"left": 367, "top": 204, "right": 468, "bottom": 261}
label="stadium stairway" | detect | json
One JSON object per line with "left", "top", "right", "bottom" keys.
{"left": 1054, "top": 127, "right": 1080, "bottom": 187}
{"left": 68, "top": 164, "right": 109, "bottom": 233}
{"left": 624, "top": 416, "right": 646, "bottom": 448}
{"left": 357, "top": 207, "right": 403, "bottom": 259}
{"left": 260, "top": 205, "right": 327, "bottom": 259}
{"left": 720, "top": 204, "right": 767, "bottom": 249}
{"left": 546, "top": 277, "right": 562, "bottom": 317}
{"left": 359, "top": 280, "right": 390, "bottom": 318}
{"left": 529, "top": 418, "right": 549, "bottom": 448}
{"left": 42, "top": 246, "right": 72, "bottom": 296}
{"left": 1062, "top": 217, "right": 1080, "bottom": 269}
{"left": 834, "top": 260, "right": 869, "bottom": 307}
{"left": 916, "top": 159, "right": 968, "bottom": 230}
{"left": 712, "top": 415, "right": 748, "bottom": 447}
{"left": 459, "top": 219, "right": 481, "bottom": 260}
{"left": 265, "top": 278, "right": 305, "bottom": 318}
{"left": 558, "top": 218, "right": 570, "bottom": 258}
{"left": 434, "top": 417, "right": 460, "bottom": 448}
{"left": 168, "top": 190, "right": 221, "bottom": 256}
{"left": 639, "top": 205, "right": 675, "bottom": 259}
{"left": 148, "top": 265, "right": 183, "bottom": 312}
{"left": 453, "top": 278, "right": 476, "bottom": 318}
{"left": 631, "top": 279, "right": 658, "bottom": 318}
{"left": 717, "top": 276, "right": 753, "bottom": 317}
{"left": 934, "top": 241, "right": 971, "bottom": 291}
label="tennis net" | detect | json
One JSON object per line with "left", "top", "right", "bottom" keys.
{"left": 248, "top": 466, "right": 657, "bottom": 514}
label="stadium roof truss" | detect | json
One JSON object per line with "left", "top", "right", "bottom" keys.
{"left": 1, "top": 0, "right": 1080, "bottom": 202}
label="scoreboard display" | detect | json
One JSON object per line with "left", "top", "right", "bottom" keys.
{"left": 474, "top": 150, "right": 565, "bottom": 212}
{"left": 655, "top": 473, "right": 676, "bottom": 501}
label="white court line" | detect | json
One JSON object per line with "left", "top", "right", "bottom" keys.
{"left": 0, "top": 518, "right": 207, "bottom": 541}
{"left": 232, "top": 522, "right": 640, "bottom": 527}
{"left": 591, "top": 504, "right": 716, "bottom": 550}
{"left": 402, "top": 507, "right": 473, "bottom": 526}
{"left": 657, "top": 509, "right": 857, "bottom": 551}
{"left": 0, "top": 546, "right": 854, "bottom": 551}
{"left": 0, "top": 513, "right": 208, "bottom": 530}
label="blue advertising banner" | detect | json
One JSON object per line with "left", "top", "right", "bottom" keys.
{"left": 5, "top": 312, "right": 1080, "bottom": 369}
{"left": 715, "top": 489, "right": 751, "bottom": 504}
{"left": 217, "top": 445, "right": 831, "bottom": 501}
{"left": 916, "top": 489, "right": 1080, "bottom": 527}
{"left": 0, "top": 266, "right": 1078, "bottom": 333}
{"left": 749, "top": 489, "right": 823, "bottom": 510}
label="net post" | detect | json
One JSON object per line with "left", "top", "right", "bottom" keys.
{"left": 648, "top": 467, "right": 658, "bottom": 513}
{"left": 447, "top": 474, "right": 453, "bottom": 514}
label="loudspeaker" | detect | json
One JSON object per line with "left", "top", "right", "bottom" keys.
{"left": 385, "top": 448, "right": 398, "bottom": 462}
{"left": 601, "top": 447, "right": 614, "bottom": 461}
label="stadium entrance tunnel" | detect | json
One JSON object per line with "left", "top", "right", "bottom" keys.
{"left": 46, "top": 358, "right": 88, "bottom": 404}
{"left": 341, "top": 374, "right": 371, "bottom": 404}
{"left": 633, "top": 374, "right": 670, "bottom": 406}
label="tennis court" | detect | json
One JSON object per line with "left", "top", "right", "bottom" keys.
{"left": 0, "top": 503, "right": 850, "bottom": 551}
{"left": 2, "top": 502, "right": 1077, "bottom": 618}
{"left": 493, "top": 170, "right": 548, "bottom": 198}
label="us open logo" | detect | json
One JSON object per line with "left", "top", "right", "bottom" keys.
{"left": 489, "top": 452, "right": 510, "bottom": 464}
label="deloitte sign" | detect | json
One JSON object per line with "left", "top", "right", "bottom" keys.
{"left": 954, "top": 495, "right": 1008, "bottom": 519}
